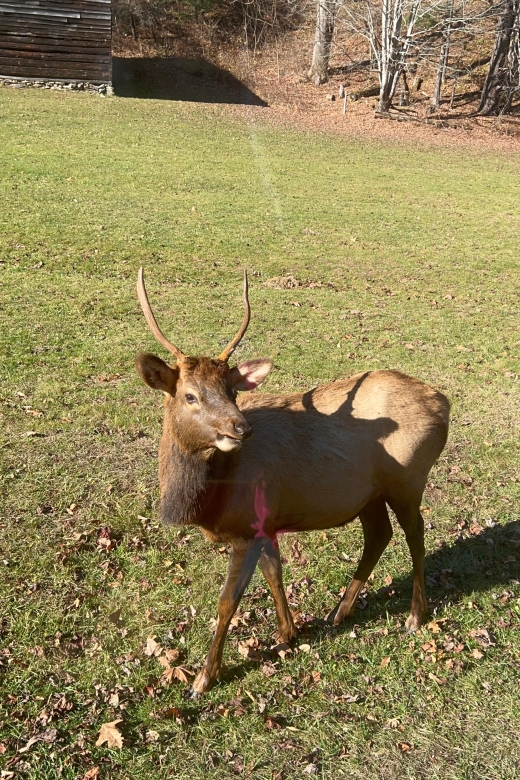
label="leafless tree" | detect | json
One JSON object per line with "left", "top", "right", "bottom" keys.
{"left": 478, "top": 0, "right": 520, "bottom": 113}
{"left": 308, "top": 0, "right": 340, "bottom": 83}
{"left": 430, "top": 0, "right": 454, "bottom": 109}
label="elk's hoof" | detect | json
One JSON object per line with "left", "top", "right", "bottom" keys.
{"left": 404, "top": 613, "right": 425, "bottom": 634}
{"left": 327, "top": 603, "right": 354, "bottom": 626}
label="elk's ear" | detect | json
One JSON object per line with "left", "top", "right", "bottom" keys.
{"left": 136, "top": 353, "right": 179, "bottom": 394}
{"left": 229, "top": 359, "right": 273, "bottom": 391}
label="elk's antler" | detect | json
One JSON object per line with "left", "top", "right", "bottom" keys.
{"left": 137, "top": 267, "right": 187, "bottom": 362}
{"left": 218, "top": 270, "right": 251, "bottom": 361}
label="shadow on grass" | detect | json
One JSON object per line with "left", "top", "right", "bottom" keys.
{"left": 324, "top": 518, "right": 520, "bottom": 634}
{"left": 179, "top": 521, "right": 520, "bottom": 697}
{"left": 112, "top": 56, "right": 268, "bottom": 105}
{"left": 394, "top": 517, "right": 518, "bottom": 608}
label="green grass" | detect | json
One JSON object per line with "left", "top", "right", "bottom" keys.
{"left": 1, "top": 88, "right": 519, "bottom": 780}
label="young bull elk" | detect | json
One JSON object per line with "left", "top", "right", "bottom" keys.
{"left": 135, "top": 268, "right": 449, "bottom": 695}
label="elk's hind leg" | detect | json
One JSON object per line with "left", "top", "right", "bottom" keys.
{"left": 328, "top": 497, "right": 393, "bottom": 626}
{"left": 259, "top": 540, "right": 296, "bottom": 643}
{"left": 387, "top": 499, "right": 427, "bottom": 632}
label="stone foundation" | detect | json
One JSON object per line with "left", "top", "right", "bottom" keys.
{"left": 0, "top": 76, "right": 113, "bottom": 95}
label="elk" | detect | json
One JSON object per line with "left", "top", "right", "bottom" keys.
{"left": 135, "top": 268, "right": 449, "bottom": 695}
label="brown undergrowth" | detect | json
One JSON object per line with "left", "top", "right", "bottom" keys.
{"left": 113, "top": 24, "right": 520, "bottom": 152}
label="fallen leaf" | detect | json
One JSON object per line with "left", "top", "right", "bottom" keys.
{"left": 471, "top": 648, "right": 484, "bottom": 660}
{"left": 19, "top": 729, "right": 57, "bottom": 753}
{"left": 271, "top": 642, "right": 293, "bottom": 660}
{"left": 298, "top": 644, "right": 311, "bottom": 653}
{"left": 82, "top": 769, "right": 100, "bottom": 780}
{"left": 398, "top": 741, "right": 413, "bottom": 752}
{"left": 238, "top": 637, "right": 263, "bottom": 661}
{"left": 381, "top": 656, "right": 391, "bottom": 667}
{"left": 469, "top": 628, "right": 496, "bottom": 647}
{"left": 160, "top": 658, "right": 195, "bottom": 685}
{"left": 341, "top": 693, "right": 360, "bottom": 704}
{"left": 172, "top": 666, "right": 194, "bottom": 683}
{"left": 144, "top": 637, "right": 162, "bottom": 657}
{"left": 162, "top": 706, "right": 184, "bottom": 720}
{"left": 428, "top": 672, "right": 447, "bottom": 685}
{"left": 95, "top": 719, "right": 123, "bottom": 749}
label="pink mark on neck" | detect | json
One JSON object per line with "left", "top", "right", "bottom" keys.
{"left": 250, "top": 471, "right": 291, "bottom": 548}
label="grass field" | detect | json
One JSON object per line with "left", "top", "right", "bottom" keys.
{"left": 1, "top": 89, "right": 519, "bottom": 780}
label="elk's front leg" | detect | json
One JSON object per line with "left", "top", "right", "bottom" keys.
{"left": 191, "top": 540, "right": 263, "bottom": 695}
{"left": 259, "top": 540, "right": 296, "bottom": 643}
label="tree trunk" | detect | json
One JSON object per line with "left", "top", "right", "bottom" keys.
{"left": 478, "top": 0, "right": 520, "bottom": 114}
{"left": 308, "top": 0, "right": 338, "bottom": 85}
{"left": 431, "top": 0, "right": 454, "bottom": 110}
{"left": 378, "top": 0, "right": 421, "bottom": 113}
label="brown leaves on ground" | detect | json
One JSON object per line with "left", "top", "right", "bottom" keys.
{"left": 159, "top": 658, "right": 194, "bottom": 685}
{"left": 82, "top": 768, "right": 100, "bottom": 780}
{"left": 144, "top": 637, "right": 163, "bottom": 657}
{"left": 19, "top": 729, "right": 57, "bottom": 753}
{"left": 469, "top": 627, "right": 496, "bottom": 647}
{"left": 97, "top": 526, "right": 119, "bottom": 552}
{"left": 143, "top": 641, "right": 193, "bottom": 687}
{"left": 238, "top": 636, "right": 264, "bottom": 662}
{"left": 95, "top": 719, "right": 123, "bottom": 749}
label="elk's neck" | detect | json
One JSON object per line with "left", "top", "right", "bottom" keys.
{"left": 159, "top": 440, "right": 228, "bottom": 527}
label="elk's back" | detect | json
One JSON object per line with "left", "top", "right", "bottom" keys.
{"left": 227, "top": 370, "right": 449, "bottom": 534}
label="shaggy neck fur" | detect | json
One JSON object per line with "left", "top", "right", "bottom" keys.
{"left": 160, "top": 441, "right": 212, "bottom": 526}
{"left": 159, "top": 439, "right": 232, "bottom": 529}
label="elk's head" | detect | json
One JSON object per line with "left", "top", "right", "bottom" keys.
{"left": 135, "top": 268, "right": 272, "bottom": 457}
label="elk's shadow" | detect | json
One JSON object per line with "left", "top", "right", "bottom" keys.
{"left": 389, "top": 518, "right": 520, "bottom": 610}
{"left": 112, "top": 56, "right": 268, "bottom": 105}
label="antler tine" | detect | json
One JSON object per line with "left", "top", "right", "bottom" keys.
{"left": 218, "top": 270, "right": 251, "bottom": 362}
{"left": 137, "top": 267, "right": 187, "bottom": 362}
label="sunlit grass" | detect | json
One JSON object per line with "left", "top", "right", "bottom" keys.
{"left": 0, "top": 88, "right": 519, "bottom": 779}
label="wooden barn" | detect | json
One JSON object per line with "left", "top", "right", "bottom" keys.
{"left": 0, "top": 0, "right": 111, "bottom": 83}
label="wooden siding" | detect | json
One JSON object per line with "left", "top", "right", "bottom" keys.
{"left": 0, "top": 0, "right": 111, "bottom": 82}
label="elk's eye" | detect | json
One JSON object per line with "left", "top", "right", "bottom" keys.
{"left": 185, "top": 393, "right": 198, "bottom": 404}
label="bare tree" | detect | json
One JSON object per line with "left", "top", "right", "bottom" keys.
{"left": 478, "top": 0, "right": 520, "bottom": 113}
{"left": 430, "top": 0, "right": 454, "bottom": 109}
{"left": 308, "top": 0, "right": 339, "bottom": 83}
{"left": 377, "top": 0, "right": 422, "bottom": 110}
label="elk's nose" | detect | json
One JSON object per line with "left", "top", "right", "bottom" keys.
{"left": 233, "top": 420, "right": 252, "bottom": 438}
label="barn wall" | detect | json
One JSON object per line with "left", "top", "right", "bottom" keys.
{"left": 0, "top": 0, "right": 111, "bottom": 82}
